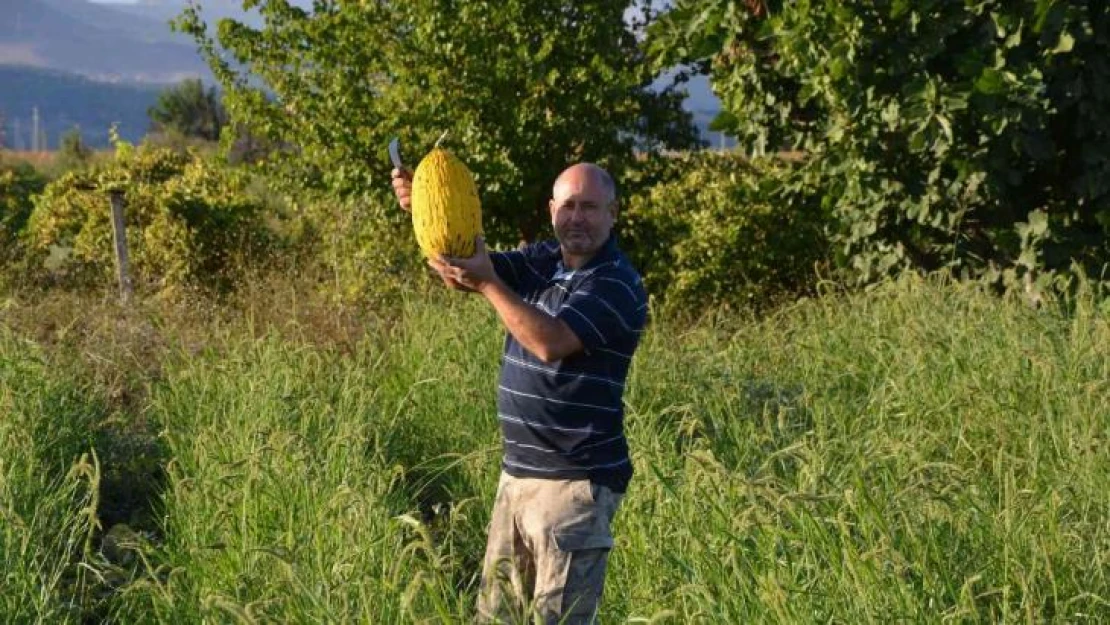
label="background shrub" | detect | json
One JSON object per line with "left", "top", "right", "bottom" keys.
{"left": 1, "top": 159, "right": 47, "bottom": 259}
{"left": 27, "top": 142, "right": 274, "bottom": 293}
{"left": 651, "top": 1, "right": 1110, "bottom": 295}
{"left": 296, "top": 190, "right": 427, "bottom": 309}
{"left": 623, "top": 152, "right": 829, "bottom": 315}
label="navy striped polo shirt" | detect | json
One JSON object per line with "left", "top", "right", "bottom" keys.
{"left": 489, "top": 235, "right": 648, "bottom": 493}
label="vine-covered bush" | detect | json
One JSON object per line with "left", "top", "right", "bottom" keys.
{"left": 651, "top": 1, "right": 1110, "bottom": 294}
{"left": 623, "top": 152, "right": 828, "bottom": 315}
{"left": 0, "top": 159, "right": 47, "bottom": 272}
{"left": 28, "top": 142, "right": 273, "bottom": 293}
{"left": 297, "top": 190, "right": 426, "bottom": 307}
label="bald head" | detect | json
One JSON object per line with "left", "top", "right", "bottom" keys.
{"left": 553, "top": 163, "right": 617, "bottom": 207}
{"left": 549, "top": 163, "right": 619, "bottom": 267}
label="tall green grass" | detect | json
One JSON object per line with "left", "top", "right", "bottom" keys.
{"left": 0, "top": 331, "right": 102, "bottom": 623}
{"left": 613, "top": 277, "right": 1109, "bottom": 622}
{"left": 89, "top": 289, "right": 506, "bottom": 622}
{"left": 2, "top": 276, "right": 1107, "bottom": 623}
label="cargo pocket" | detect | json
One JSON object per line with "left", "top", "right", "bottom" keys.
{"left": 550, "top": 527, "right": 613, "bottom": 621}
{"left": 551, "top": 500, "right": 614, "bottom": 552}
{"left": 552, "top": 529, "right": 614, "bottom": 552}
{"left": 570, "top": 479, "right": 596, "bottom": 506}
{"left": 550, "top": 480, "right": 618, "bottom": 552}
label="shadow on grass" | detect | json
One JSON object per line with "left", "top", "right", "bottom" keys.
{"left": 369, "top": 390, "right": 499, "bottom": 598}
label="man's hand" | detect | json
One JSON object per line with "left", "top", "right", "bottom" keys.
{"left": 391, "top": 167, "right": 413, "bottom": 212}
{"left": 436, "top": 272, "right": 476, "bottom": 292}
{"left": 430, "top": 236, "right": 501, "bottom": 293}
{"left": 425, "top": 247, "right": 475, "bottom": 292}
{"left": 441, "top": 236, "right": 584, "bottom": 362}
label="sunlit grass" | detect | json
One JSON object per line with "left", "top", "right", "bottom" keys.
{"left": 0, "top": 331, "right": 102, "bottom": 622}
{"left": 1, "top": 275, "right": 1107, "bottom": 622}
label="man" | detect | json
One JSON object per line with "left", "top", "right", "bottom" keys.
{"left": 392, "top": 162, "right": 648, "bottom": 623}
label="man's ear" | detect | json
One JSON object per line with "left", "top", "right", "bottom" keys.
{"left": 549, "top": 198, "right": 557, "bottom": 218}
{"left": 608, "top": 200, "right": 619, "bottom": 220}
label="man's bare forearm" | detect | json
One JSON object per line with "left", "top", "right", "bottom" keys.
{"left": 478, "top": 279, "right": 581, "bottom": 363}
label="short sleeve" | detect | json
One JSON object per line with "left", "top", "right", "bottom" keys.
{"left": 557, "top": 272, "right": 647, "bottom": 350}
{"left": 490, "top": 250, "right": 527, "bottom": 293}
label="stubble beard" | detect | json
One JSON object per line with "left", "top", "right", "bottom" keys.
{"left": 557, "top": 230, "right": 595, "bottom": 256}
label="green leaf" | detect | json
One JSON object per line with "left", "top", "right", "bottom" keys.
{"left": 975, "top": 68, "right": 1007, "bottom": 95}
{"left": 1027, "top": 209, "right": 1049, "bottom": 237}
{"left": 1052, "top": 31, "right": 1075, "bottom": 54}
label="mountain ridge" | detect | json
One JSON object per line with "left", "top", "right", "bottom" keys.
{"left": 2, "top": 0, "right": 210, "bottom": 82}
{"left": 1, "top": 64, "right": 162, "bottom": 149}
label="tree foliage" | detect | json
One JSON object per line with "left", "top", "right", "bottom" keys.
{"left": 57, "top": 128, "right": 94, "bottom": 171}
{"left": 148, "top": 78, "right": 227, "bottom": 142}
{"left": 651, "top": 0, "right": 1110, "bottom": 290}
{"left": 174, "top": 0, "right": 701, "bottom": 245}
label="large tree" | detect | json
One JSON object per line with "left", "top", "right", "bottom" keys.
{"left": 650, "top": 0, "right": 1110, "bottom": 290}
{"left": 148, "top": 78, "right": 228, "bottom": 142}
{"left": 175, "top": 0, "right": 700, "bottom": 245}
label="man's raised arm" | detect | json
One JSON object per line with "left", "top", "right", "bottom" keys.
{"left": 430, "top": 237, "right": 585, "bottom": 363}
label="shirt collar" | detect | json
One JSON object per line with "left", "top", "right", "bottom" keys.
{"left": 553, "top": 234, "right": 619, "bottom": 280}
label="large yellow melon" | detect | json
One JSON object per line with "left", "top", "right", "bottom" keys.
{"left": 410, "top": 148, "right": 482, "bottom": 259}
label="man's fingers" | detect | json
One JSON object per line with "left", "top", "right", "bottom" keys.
{"left": 429, "top": 258, "right": 462, "bottom": 280}
{"left": 428, "top": 259, "right": 473, "bottom": 292}
{"left": 391, "top": 168, "right": 413, "bottom": 211}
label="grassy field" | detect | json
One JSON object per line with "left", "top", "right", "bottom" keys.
{"left": 1, "top": 275, "right": 1107, "bottom": 623}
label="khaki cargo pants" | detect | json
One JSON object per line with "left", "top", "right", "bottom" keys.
{"left": 477, "top": 472, "right": 623, "bottom": 624}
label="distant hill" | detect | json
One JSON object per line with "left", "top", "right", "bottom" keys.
{"left": 0, "top": 0, "right": 249, "bottom": 149}
{"left": 101, "top": 0, "right": 276, "bottom": 29}
{"left": 1, "top": 0, "right": 208, "bottom": 82}
{"left": 0, "top": 65, "right": 163, "bottom": 149}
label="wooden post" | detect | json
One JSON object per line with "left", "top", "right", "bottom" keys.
{"left": 108, "top": 190, "right": 133, "bottom": 301}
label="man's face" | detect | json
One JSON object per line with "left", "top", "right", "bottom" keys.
{"left": 549, "top": 170, "right": 616, "bottom": 258}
